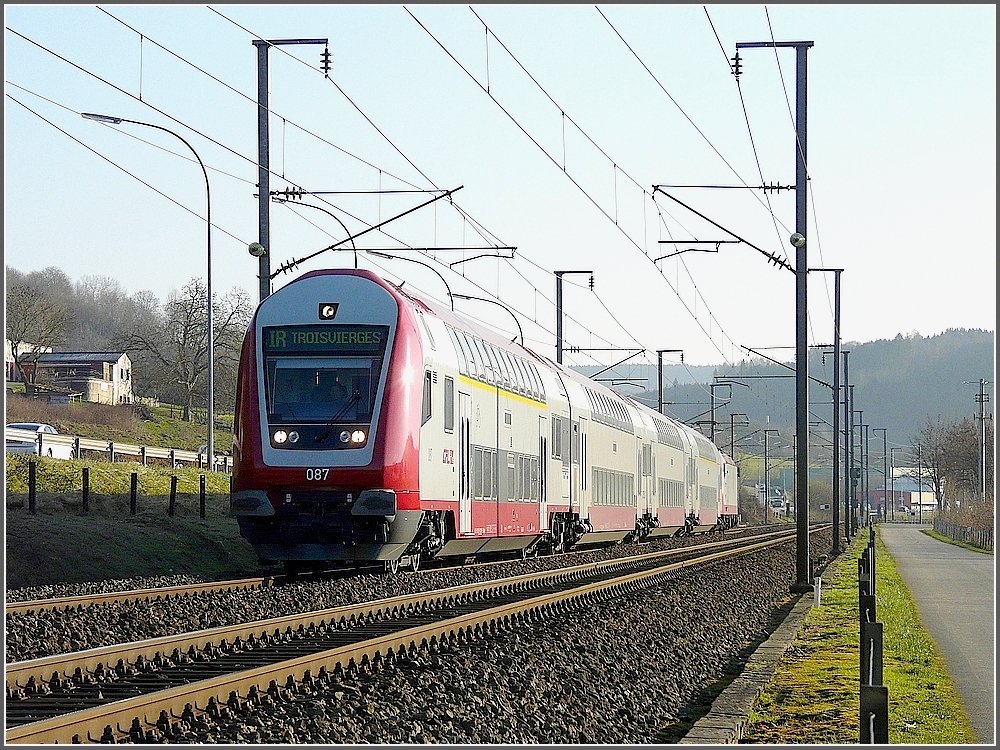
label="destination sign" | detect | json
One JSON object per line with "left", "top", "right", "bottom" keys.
{"left": 263, "top": 325, "right": 389, "bottom": 354}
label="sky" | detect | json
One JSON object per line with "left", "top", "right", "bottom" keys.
{"left": 4, "top": 4, "right": 996, "bottom": 372}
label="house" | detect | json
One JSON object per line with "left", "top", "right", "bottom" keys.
{"left": 21, "top": 351, "right": 134, "bottom": 405}
{"left": 4, "top": 339, "right": 52, "bottom": 382}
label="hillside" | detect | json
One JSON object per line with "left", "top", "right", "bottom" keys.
{"left": 575, "top": 328, "right": 994, "bottom": 449}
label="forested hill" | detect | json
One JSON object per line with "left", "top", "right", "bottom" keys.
{"left": 574, "top": 328, "right": 994, "bottom": 444}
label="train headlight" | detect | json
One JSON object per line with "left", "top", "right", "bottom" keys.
{"left": 288, "top": 431, "right": 300, "bottom": 443}
{"left": 351, "top": 430, "right": 366, "bottom": 444}
{"left": 273, "top": 430, "right": 288, "bottom": 444}
{"left": 339, "top": 430, "right": 352, "bottom": 443}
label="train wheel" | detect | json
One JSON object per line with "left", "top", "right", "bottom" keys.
{"left": 384, "top": 558, "right": 401, "bottom": 574}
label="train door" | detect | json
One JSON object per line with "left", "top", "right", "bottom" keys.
{"left": 539, "top": 415, "right": 548, "bottom": 530}
{"left": 579, "top": 417, "right": 588, "bottom": 513}
{"left": 459, "top": 391, "right": 472, "bottom": 534}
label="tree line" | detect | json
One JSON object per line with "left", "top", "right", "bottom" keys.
{"left": 6, "top": 266, "right": 251, "bottom": 421}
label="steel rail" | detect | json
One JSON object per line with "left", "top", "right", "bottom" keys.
{"left": 5, "top": 528, "right": 821, "bottom": 744}
{"left": 3, "top": 524, "right": 778, "bottom": 617}
{"left": 5, "top": 578, "right": 274, "bottom": 617}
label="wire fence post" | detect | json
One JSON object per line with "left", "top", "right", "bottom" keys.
{"left": 130, "top": 472, "right": 138, "bottom": 516}
{"left": 82, "top": 467, "right": 90, "bottom": 513}
{"left": 28, "top": 460, "right": 37, "bottom": 514}
{"left": 199, "top": 474, "right": 206, "bottom": 519}
{"left": 168, "top": 475, "right": 177, "bottom": 517}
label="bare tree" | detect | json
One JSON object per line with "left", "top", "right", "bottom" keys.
{"left": 5, "top": 283, "right": 67, "bottom": 385}
{"left": 116, "top": 277, "right": 251, "bottom": 421}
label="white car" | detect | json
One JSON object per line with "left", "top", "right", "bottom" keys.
{"left": 5, "top": 422, "right": 76, "bottom": 459}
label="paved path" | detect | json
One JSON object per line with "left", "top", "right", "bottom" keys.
{"left": 878, "top": 523, "right": 995, "bottom": 744}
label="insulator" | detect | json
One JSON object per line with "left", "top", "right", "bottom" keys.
{"left": 320, "top": 47, "right": 332, "bottom": 75}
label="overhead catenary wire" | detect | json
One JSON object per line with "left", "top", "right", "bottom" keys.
{"left": 407, "top": 6, "right": 740, "bottom": 367}
{"left": 6, "top": 92, "right": 249, "bottom": 246}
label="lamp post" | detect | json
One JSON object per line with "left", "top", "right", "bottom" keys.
{"left": 873, "top": 428, "right": 888, "bottom": 521}
{"left": 82, "top": 112, "right": 215, "bottom": 469}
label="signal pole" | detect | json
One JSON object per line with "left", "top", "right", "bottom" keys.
{"left": 737, "top": 39, "right": 814, "bottom": 591}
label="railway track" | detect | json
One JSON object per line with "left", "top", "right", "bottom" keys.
{"left": 5, "top": 525, "right": 779, "bottom": 618}
{"left": 5, "top": 527, "right": 820, "bottom": 744}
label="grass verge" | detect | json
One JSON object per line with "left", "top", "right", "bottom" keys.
{"left": 921, "top": 528, "right": 993, "bottom": 555}
{"left": 742, "top": 528, "right": 976, "bottom": 744}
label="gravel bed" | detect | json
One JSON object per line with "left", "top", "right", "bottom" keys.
{"left": 5, "top": 528, "right": 779, "bottom": 663}
{"left": 4, "top": 575, "right": 204, "bottom": 603}
{"left": 152, "top": 535, "right": 832, "bottom": 744}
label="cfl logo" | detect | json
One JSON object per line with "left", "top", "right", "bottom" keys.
{"left": 318, "top": 303, "right": 339, "bottom": 320}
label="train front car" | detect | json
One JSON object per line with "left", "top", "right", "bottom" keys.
{"left": 230, "top": 269, "right": 424, "bottom": 571}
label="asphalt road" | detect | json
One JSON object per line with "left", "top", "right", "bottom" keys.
{"left": 878, "top": 523, "right": 995, "bottom": 744}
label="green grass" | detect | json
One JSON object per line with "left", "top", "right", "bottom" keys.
{"left": 744, "top": 529, "right": 976, "bottom": 744}
{"left": 6, "top": 396, "right": 234, "bottom": 452}
{"left": 921, "top": 528, "right": 993, "bottom": 555}
{"left": 5, "top": 453, "right": 232, "bottom": 495}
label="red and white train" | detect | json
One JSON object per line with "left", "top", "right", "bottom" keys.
{"left": 231, "top": 269, "right": 739, "bottom": 572}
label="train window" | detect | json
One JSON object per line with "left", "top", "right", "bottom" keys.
{"left": 450, "top": 328, "right": 470, "bottom": 376}
{"left": 267, "top": 356, "right": 376, "bottom": 424}
{"left": 471, "top": 338, "right": 491, "bottom": 383}
{"left": 444, "top": 376, "right": 454, "bottom": 433}
{"left": 551, "top": 416, "right": 563, "bottom": 458}
{"left": 530, "top": 362, "right": 545, "bottom": 400}
{"left": 421, "top": 370, "right": 432, "bottom": 425}
{"left": 498, "top": 350, "right": 514, "bottom": 389}
{"left": 418, "top": 313, "right": 436, "bottom": 350}
{"left": 512, "top": 356, "right": 529, "bottom": 396}
{"left": 474, "top": 447, "right": 484, "bottom": 498}
{"left": 467, "top": 335, "right": 485, "bottom": 381}
{"left": 484, "top": 449, "right": 495, "bottom": 500}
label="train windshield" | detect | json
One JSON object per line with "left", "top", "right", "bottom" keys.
{"left": 262, "top": 324, "right": 390, "bottom": 425}
{"left": 267, "top": 358, "right": 376, "bottom": 423}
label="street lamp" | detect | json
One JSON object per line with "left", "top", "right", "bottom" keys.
{"left": 83, "top": 112, "right": 215, "bottom": 469}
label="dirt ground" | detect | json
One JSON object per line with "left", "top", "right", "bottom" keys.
{"left": 4, "top": 492, "right": 261, "bottom": 589}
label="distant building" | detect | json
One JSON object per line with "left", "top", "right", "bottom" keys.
{"left": 20, "top": 351, "right": 134, "bottom": 405}
{"left": 868, "top": 476, "right": 936, "bottom": 516}
{"left": 4, "top": 339, "right": 52, "bottom": 382}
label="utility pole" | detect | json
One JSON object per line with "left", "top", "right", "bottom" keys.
{"left": 656, "top": 349, "right": 684, "bottom": 415}
{"left": 730, "top": 412, "right": 749, "bottom": 459}
{"left": 873, "top": 428, "right": 887, "bottom": 520}
{"left": 853, "top": 407, "right": 863, "bottom": 534}
{"left": 737, "top": 39, "right": 814, "bottom": 590}
{"left": 863, "top": 423, "right": 870, "bottom": 525}
{"left": 844, "top": 368, "right": 853, "bottom": 540}
{"left": 815, "top": 268, "right": 843, "bottom": 552}
{"left": 253, "top": 37, "right": 330, "bottom": 302}
{"left": 916, "top": 442, "right": 923, "bottom": 523}
{"left": 966, "top": 379, "right": 992, "bottom": 502}
{"left": 763, "top": 428, "right": 779, "bottom": 524}
{"left": 554, "top": 271, "right": 593, "bottom": 364}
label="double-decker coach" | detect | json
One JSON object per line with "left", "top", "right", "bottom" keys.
{"left": 230, "top": 269, "right": 738, "bottom": 573}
